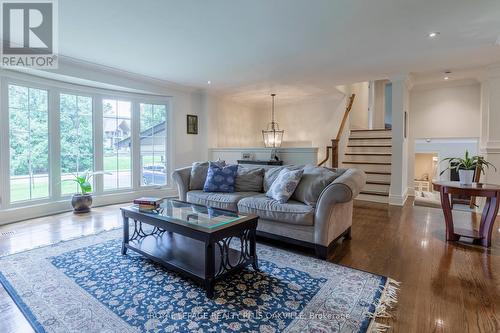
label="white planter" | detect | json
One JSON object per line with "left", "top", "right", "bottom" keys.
{"left": 459, "top": 169, "right": 474, "bottom": 185}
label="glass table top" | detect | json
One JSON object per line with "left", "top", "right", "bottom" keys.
{"left": 129, "top": 199, "right": 246, "bottom": 229}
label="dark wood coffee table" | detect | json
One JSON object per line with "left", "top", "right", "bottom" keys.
{"left": 120, "top": 199, "right": 259, "bottom": 298}
{"left": 433, "top": 181, "right": 500, "bottom": 247}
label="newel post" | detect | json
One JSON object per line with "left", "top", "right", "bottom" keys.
{"left": 331, "top": 139, "right": 339, "bottom": 168}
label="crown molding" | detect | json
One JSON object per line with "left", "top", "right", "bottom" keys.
{"left": 55, "top": 55, "right": 201, "bottom": 94}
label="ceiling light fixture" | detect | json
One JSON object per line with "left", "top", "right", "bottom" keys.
{"left": 262, "top": 94, "right": 284, "bottom": 148}
{"left": 428, "top": 32, "right": 440, "bottom": 38}
{"left": 444, "top": 71, "right": 451, "bottom": 80}
{"left": 207, "top": 80, "right": 211, "bottom": 85}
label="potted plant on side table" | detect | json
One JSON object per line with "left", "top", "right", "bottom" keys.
{"left": 440, "top": 150, "right": 496, "bottom": 185}
{"left": 64, "top": 171, "right": 109, "bottom": 214}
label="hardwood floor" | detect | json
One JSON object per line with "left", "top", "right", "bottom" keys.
{"left": 0, "top": 200, "right": 499, "bottom": 332}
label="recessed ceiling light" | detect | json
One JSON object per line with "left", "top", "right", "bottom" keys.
{"left": 207, "top": 80, "right": 211, "bottom": 85}
{"left": 428, "top": 32, "right": 440, "bottom": 38}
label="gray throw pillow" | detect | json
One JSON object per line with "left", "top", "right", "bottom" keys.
{"left": 266, "top": 168, "right": 304, "bottom": 204}
{"left": 235, "top": 167, "right": 264, "bottom": 192}
{"left": 292, "top": 165, "right": 344, "bottom": 206}
{"left": 263, "top": 165, "right": 303, "bottom": 192}
{"left": 189, "top": 161, "right": 225, "bottom": 190}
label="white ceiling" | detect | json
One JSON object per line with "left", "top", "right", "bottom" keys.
{"left": 59, "top": 0, "right": 500, "bottom": 94}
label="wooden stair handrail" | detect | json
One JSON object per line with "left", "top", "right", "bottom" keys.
{"left": 318, "top": 93, "right": 356, "bottom": 167}
{"left": 318, "top": 145, "right": 332, "bottom": 167}
{"left": 336, "top": 93, "right": 356, "bottom": 141}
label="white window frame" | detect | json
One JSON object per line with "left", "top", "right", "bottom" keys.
{"left": 0, "top": 72, "right": 172, "bottom": 211}
{"left": 3, "top": 78, "right": 54, "bottom": 208}
{"left": 101, "top": 96, "right": 134, "bottom": 193}
{"left": 138, "top": 102, "right": 170, "bottom": 189}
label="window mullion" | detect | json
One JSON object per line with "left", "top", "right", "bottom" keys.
{"left": 0, "top": 79, "right": 10, "bottom": 208}
{"left": 131, "top": 101, "right": 141, "bottom": 190}
{"left": 93, "top": 94, "right": 104, "bottom": 194}
{"left": 49, "top": 88, "right": 61, "bottom": 200}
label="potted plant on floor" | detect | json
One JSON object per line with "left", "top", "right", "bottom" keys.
{"left": 440, "top": 150, "right": 496, "bottom": 185}
{"left": 64, "top": 171, "right": 108, "bottom": 214}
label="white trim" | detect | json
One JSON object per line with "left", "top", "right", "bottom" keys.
{"left": 94, "top": 93, "right": 104, "bottom": 193}
{"left": 0, "top": 69, "right": 173, "bottom": 99}
{"left": 132, "top": 101, "right": 141, "bottom": 189}
{"left": 0, "top": 79, "right": 8, "bottom": 208}
{"left": 389, "top": 188, "right": 409, "bottom": 206}
{"left": 209, "top": 147, "right": 319, "bottom": 152}
{"left": 49, "top": 86, "right": 61, "bottom": 199}
{"left": 414, "top": 137, "right": 479, "bottom": 145}
{"left": 0, "top": 187, "right": 177, "bottom": 225}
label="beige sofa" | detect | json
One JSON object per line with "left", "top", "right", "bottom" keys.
{"left": 172, "top": 165, "right": 366, "bottom": 259}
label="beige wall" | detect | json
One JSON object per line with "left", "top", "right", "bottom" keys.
{"left": 266, "top": 94, "right": 346, "bottom": 163}
{"left": 407, "top": 80, "right": 481, "bottom": 193}
{"left": 348, "top": 81, "right": 370, "bottom": 129}
{"left": 373, "top": 80, "right": 388, "bottom": 129}
{"left": 209, "top": 91, "right": 347, "bottom": 164}
{"left": 410, "top": 82, "right": 480, "bottom": 138}
{"left": 212, "top": 97, "right": 264, "bottom": 148}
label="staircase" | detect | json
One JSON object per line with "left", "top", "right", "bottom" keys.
{"left": 342, "top": 129, "right": 392, "bottom": 203}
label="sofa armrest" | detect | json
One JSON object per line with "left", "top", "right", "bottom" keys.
{"left": 171, "top": 166, "right": 192, "bottom": 201}
{"left": 314, "top": 168, "right": 366, "bottom": 246}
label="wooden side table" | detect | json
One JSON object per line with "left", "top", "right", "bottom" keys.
{"left": 433, "top": 181, "right": 500, "bottom": 247}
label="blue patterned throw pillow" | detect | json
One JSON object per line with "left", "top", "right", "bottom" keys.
{"left": 266, "top": 168, "right": 304, "bottom": 203}
{"left": 203, "top": 163, "right": 239, "bottom": 192}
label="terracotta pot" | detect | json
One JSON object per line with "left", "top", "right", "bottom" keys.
{"left": 71, "top": 194, "right": 93, "bottom": 214}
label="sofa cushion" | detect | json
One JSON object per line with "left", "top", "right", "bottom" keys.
{"left": 187, "top": 190, "right": 259, "bottom": 212}
{"left": 263, "top": 165, "right": 303, "bottom": 192}
{"left": 235, "top": 167, "right": 264, "bottom": 192}
{"left": 266, "top": 168, "right": 304, "bottom": 203}
{"left": 237, "top": 194, "right": 314, "bottom": 226}
{"left": 189, "top": 161, "right": 225, "bottom": 190}
{"left": 292, "top": 165, "right": 344, "bottom": 206}
{"left": 203, "top": 163, "right": 238, "bottom": 193}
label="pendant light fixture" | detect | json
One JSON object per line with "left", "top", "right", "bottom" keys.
{"left": 262, "top": 93, "right": 284, "bottom": 148}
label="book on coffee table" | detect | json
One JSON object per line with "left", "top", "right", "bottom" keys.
{"left": 133, "top": 197, "right": 163, "bottom": 211}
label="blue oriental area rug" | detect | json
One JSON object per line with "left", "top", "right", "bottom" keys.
{"left": 0, "top": 230, "right": 398, "bottom": 333}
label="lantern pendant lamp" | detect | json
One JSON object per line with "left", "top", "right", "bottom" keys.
{"left": 262, "top": 93, "right": 284, "bottom": 148}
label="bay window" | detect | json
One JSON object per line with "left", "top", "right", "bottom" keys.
{"left": 0, "top": 74, "right": 171, "bottom": 212}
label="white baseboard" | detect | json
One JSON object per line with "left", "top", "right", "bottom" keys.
{"left": 0, "top": 188, "right": 178, "bottom": 225}
{"left": 389, "top": 189, "right": 409, "bottom": 206}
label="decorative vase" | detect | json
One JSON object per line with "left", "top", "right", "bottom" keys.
{"left": 71, "top": 194, "right": 93, "bottom": 214}
{"left": 458, "top": 169, "right": 474, "bottom": 185}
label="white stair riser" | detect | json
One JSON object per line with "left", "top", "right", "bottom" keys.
{"left": 364, "top": 183, "right": 391, "bottom": 192}
{"left": 346, "top": 146, "right": 392, "bottom": 154}
{"left": 342, "top": 163, "right": 391, "bottom": 173}
{"left": 344, "top": 154, "right": 391, "bottom": 163}
{"left": 366, "top": 173, "right": 391, "bottom": 182}
{"left": 348, "top": 138, "right": 392, "bottom": 145}
{"left": 350, "top": 130, "right": 392, "bottom": 138}
{"left": 356, "top": 194, "right": 389, "bottom": 204}
{"left": 345, "top": 130, "right": 393, "bottom": 204}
